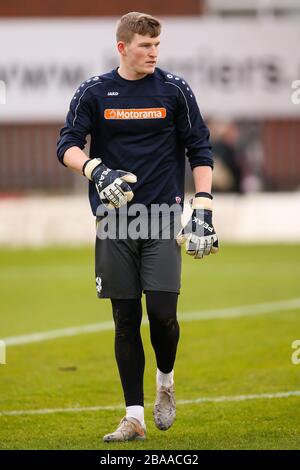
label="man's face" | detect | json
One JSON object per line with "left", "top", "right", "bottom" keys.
{"left": 121, "top": 33, "right": 160, "bottom": 75}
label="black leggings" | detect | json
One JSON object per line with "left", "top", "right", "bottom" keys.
{"left": 111, "top": 291, "right": 180, "bottom": 407}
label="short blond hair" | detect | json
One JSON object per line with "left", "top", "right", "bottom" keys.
{"left": 116, "top": 12, "right": 161, "bottom": 44}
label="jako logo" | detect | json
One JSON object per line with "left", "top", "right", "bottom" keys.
{"left": 104, "top": 108, "right": 166, "bottom": 120}
{"left": 107, "top": 92, "right": 119, "bottom": 96}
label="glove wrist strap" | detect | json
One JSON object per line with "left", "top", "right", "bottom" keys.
{"left": 82, "top": 158, "right": 102, "bottom": 181}
{"left": 195, "top": 191, "right": 213, "bottom": 200}
{"left": 192, "top": 196, "right": 213, "bottom": 210}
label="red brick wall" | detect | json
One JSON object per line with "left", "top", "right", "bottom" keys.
{"left": 263, "top": 119, "right": 300, "bottom": 190}
{"left": 0, "top": 124, "right": 73, "bottom": 191}
{"left": 0, "top": 0, "right": 204, "bottom": 17}
{"left": 1, "top": 120, "right": 299, "bottom": 192}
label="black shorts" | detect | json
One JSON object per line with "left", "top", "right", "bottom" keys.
{"left": 95, "top": 215, "right": 181, "bottom": 299}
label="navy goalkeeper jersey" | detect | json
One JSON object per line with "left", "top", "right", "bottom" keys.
{"left": 57, "top": 66, "right": 213, "bottom": 215}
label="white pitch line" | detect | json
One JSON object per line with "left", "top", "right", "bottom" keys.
{"left": 3, "top": 297, "right": 300, "bottom": 347}
{"left": 1, "top": 390, "right": 299, "bottom": 417}
{"left": 4, "top": 321, "right": 116, "bottom": 347}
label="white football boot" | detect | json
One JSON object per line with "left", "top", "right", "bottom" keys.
{"left": 153, "top": 384, "right": 176, "bottom": 430}
{"left": 103, "top": 416, "right": 146, "bottom": 442}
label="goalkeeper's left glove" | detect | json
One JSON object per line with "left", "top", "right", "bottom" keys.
{"left": 176, "top": 192, "right": 219, "bottom": 259}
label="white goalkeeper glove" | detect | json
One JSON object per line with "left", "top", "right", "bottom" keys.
{"left": 82, "top": 158, "right": 137, "bottom": 209}
{"left": 176, "top": 192, "right": 219, "bottom": 259}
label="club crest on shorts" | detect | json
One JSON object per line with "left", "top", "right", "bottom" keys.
{"left": 96, "top": 276, "right": 102, "bottom": 294}
{"left": 175, "top": 196, "right": 181, "bottom": 204}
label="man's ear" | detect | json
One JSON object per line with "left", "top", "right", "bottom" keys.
{"left": 117, "top": 41, "right": 127, "bottom": 56}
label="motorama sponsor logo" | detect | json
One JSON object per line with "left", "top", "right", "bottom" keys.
{"left": 104, "top": 108, "right": 166, "bottom": 120}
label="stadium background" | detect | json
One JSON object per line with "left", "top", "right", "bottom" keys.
{"left": 0, "top": 0, "right": 300, "bottom": 450}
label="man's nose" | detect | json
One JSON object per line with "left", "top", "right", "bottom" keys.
{"left": 149, "top": 45, "right": 157, "bottom": 56}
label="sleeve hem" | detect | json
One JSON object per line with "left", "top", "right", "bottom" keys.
{"left": 190, "top": 162, "right": 214, "bottom": 170}
{"left": 57, "top": 143, "right": 84, "bottom": 167}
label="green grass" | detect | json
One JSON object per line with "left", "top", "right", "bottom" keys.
{"left": 0, "top": 244, "right": 300, "bottom": 449}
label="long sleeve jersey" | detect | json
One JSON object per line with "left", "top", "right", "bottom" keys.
{"left": 57, "top": 66, "right": 213, "bottom": 215}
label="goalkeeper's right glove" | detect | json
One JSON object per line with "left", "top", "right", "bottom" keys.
{"left": 82, "top": 158, "right": 137, "bottom": 209}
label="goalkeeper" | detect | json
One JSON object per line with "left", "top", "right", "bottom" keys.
{"left": 57, "top": 11, "right": 218, "bottom": 442}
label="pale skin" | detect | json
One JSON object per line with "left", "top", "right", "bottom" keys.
{"left": 63, "top": 33, "right": 212, "bottom": 194}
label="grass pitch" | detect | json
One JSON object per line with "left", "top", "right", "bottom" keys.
{"left": 0, "top": 244, "right": 300, "bottom": 449}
